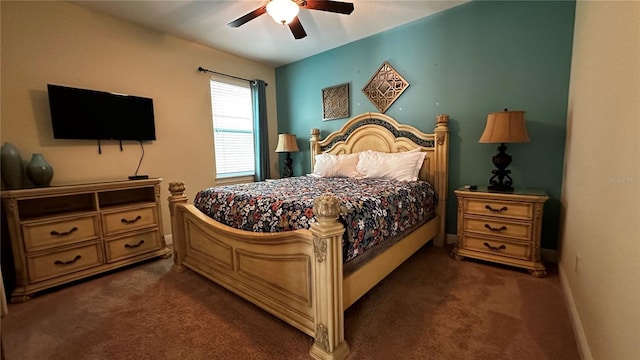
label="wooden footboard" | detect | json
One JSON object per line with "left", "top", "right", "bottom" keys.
{"left": 168, "top": 182, "right": 349, "bottom": 359}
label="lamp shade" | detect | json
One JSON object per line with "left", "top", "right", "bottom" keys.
{"left": 275, "top": 133, "right": 300, "bottom": 153}
{"left": 266, "top": 0, "right": 300, "bottom": 25}
{"left": 479, "top": 110, "right": 530, "bottom": 144}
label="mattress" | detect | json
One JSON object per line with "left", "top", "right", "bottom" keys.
{"left": 194, "top": 176, "right": 437, "bottom": 264}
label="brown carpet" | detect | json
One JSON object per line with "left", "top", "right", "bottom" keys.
{"left": 1, "top": 245, "right": 580, "bottom": 360}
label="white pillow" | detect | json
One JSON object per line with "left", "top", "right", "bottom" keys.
{"left": 311, "top": 152, "right": 360, "bottom": 178}
{"left": 356, "top": 150, "right": 426, "bottom": 181}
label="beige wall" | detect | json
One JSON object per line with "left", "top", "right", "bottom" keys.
{"left": 1, "top": 1, "right": 279, "bottom": 236}
{"left": 561, "top": 1, "right": 640, "bottom": 359}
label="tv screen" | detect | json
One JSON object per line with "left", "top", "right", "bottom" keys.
{"left": 47, "top": 84, "right": 156, "bottom": 141}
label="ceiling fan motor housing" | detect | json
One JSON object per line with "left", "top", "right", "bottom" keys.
{"left": 228, "top": 0, "right": 354, "bottom": 40}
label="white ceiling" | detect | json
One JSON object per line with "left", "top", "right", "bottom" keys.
{"left": 72, "top": 0, "right": 469, "bottom": 67}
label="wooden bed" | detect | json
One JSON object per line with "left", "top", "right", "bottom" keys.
{"left": 167, "top": 112, "right": 449, "bottom": 360}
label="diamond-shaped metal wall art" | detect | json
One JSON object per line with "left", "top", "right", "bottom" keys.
{"left": 362, "top": 61, "right": 409, "bottom": 113}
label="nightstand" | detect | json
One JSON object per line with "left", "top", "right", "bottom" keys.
{"left": 451, "top": 187, "right": 548, "bottom": 277}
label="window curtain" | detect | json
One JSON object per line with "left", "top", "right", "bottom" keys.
{"left": 251, "top": 80, "right": 270, "bottom": 181}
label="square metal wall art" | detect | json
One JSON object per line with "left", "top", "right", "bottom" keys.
{"left": 362, "top": 61, "right": 410, "bottom": 113}
{"left": 322, "top": 83, "right": 350, "bottom": 120}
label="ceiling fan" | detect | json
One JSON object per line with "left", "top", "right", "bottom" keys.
{"left": 228, "top": 0, "right": 355, "bottom": 40}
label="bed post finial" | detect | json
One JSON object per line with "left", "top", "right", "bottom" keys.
{"left": 310, "top": 128, "right": 321, "bottom": 172}
{"left": 313, "top": 195, "right": 340, "bottom": 226}
{"left": 169, "top": 181, "right": 186, "bottom": 197}
{"left": 435, "top": 114, "right": 449, "bottom": 146}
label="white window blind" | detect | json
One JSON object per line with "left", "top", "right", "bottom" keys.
{"left": 210, "top": 79, "right": 255, "bottom": 178}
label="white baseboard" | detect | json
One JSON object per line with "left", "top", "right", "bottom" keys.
{"left": 558, "top": 265, "right": 592, "bottom": 360}
{"left": 445, "top": 233, "right": 458, "bottom": 244}
{"left": 164, "top": 234, "right": 173, "bottom": 245}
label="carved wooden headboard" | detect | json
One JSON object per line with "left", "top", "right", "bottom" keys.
{"left": 309, "top": 112, "right": 449, "bottom": 245}
{"left": 310, "top": 112, "right": 448, "bottom": 192}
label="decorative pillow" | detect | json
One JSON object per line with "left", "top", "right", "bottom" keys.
{"left": 310, "top": 152, "right": 361, "bottom": 178}
{"left": 356, "top": 149, "right": 426, "bottom": 181}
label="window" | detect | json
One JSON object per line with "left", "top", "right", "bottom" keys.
{"left": 209, "top": 78, "right": 255, "bottom": 179}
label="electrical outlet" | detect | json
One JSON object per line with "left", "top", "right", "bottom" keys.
{"left": 574, "top": 254, "right": 581, "bottom": 275}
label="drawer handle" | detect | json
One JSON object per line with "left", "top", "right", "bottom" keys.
{"left": 121, "top": 215, "right": 142, "bottom": 224}
{"left": 483, "top": 242, "right": 506, "bottom": 251}
{"left": 54, "top": 255, "right": 82, "bottom": 265}
{"left": 485, "top": 205, "right": 508, "bottom": 213}
{"left": 50, "top": 227, "right": 78, "bottom": 237}
{"left": 124, "top": 240, "right": 145, "bottom": 249}
{"left": 484, "top": 224, "right": 507, "bottom": 232}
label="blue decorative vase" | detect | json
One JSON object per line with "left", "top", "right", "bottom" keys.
{"left": 26, "top": 153, "right": 54, "bottom": 187}
{"left": 1, "top": 142, "right": 23, "bottom": 189}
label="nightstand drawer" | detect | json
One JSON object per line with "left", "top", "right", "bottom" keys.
{"left": 27, "top": 241, "right": 103, "bottom": 283}
{"left": 465, "top": 198, "right": 533, "bottom": 221}
{"left": 463, "top": 216, "right": 532, "bottom": 241}
{"left": 463, "top": 234, "right": 531, "bottom": 260}
{"left": 23, "top": 215, "right": 100, "bottom": 252}
{"left": 101, "top": 205, "right": 158, "bottom": 236}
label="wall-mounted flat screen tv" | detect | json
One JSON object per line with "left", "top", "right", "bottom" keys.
{"left": 47, "top": 84, "right": 156, "bottom": 141}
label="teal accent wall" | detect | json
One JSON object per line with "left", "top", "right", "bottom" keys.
{"left": 275, "top": 1, "right": 575, "bottom": 249}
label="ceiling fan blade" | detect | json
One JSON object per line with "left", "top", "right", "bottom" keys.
{"left": 288, "top": 17, "right": 307, "bottom": 39}
{"left": 227, "top": 5, "right": 267, "bottom": 27}
{"left": 303, "top": 0, "right": 354, "bottom": 15}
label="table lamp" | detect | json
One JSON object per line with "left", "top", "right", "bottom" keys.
{"left": 275, "top": 133, "right": 300, "bottom": 177}
{"left": 479, "top": 110, "right": 530, "bottom": 192}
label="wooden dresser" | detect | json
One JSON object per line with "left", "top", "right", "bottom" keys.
{"left": 451, "top": 187, "right": 548, "bottom": 277}
{"left": 1, "top": 178, "right": 171, "bottom": 302}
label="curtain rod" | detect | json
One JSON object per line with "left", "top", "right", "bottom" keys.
{"left": 197, "top": 66, "right": 268, "bottom": 86}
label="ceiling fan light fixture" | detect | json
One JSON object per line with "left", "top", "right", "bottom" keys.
{"left": 266, "top": 0, "right": 300, "bottom": 25}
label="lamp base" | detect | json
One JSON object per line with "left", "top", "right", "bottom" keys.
{"left": 487, "top": 143, "right": 515, "bottom": 192}
{"left": 282, "top": 152, "right": 293, "bottom": 178}
{"left": 488, "top": 184, "right": 514, "bottom": 192}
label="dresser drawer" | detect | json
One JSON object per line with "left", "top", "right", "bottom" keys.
{"left": 27, "top": 241, "right": 103, "bottom": 283}
{"left": 101, "top": 205, "right": 158, "bottom": 236}
{"left": 23, "top": 215, "right": 100, "bottom": 252}
{"left": 462, "top": 234, "right": 531, "bottom": 260}
{"left": 105, "top": 230, "right": 162, "bottom": 263}
{"left": 463, "top": 216, "right": 532, "bottom": 241}
{"left": 465, "top": 198, "right": 533, "bottom": 221}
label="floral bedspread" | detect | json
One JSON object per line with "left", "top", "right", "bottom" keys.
{"left": 193, "top": 176, "right": 437, "bottom": 263}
